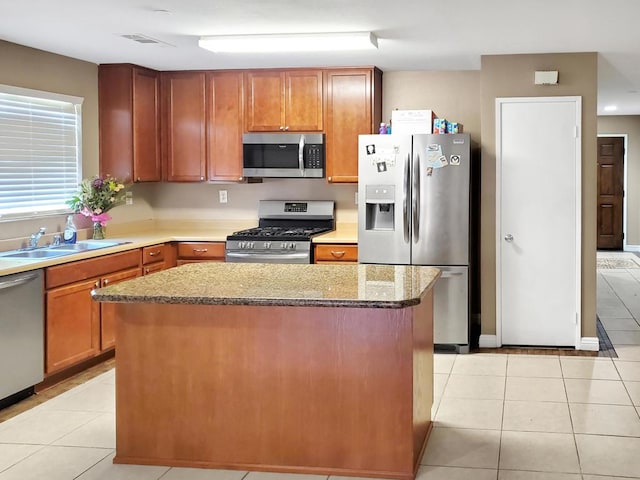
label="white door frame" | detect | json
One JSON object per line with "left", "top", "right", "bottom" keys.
{"left": 596, "top": 133, "right": 630, "bottom": 252}
{"left": 495, "top": 96, "right": 582, "bottom": 348}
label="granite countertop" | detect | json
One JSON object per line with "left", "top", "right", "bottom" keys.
{"left": 92, "top": 263, "right": 440, "bottom": 308}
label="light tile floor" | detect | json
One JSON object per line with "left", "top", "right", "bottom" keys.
{"left": 0, "top": 266, "right": 639, "bottom": 479}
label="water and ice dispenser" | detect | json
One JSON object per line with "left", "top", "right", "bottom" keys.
{"left": 364, "top": 185, "right": 396, "bottom": 230}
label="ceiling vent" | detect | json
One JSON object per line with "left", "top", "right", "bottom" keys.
{"left": 120, "top": 34, "right": 172, "bottom": 46}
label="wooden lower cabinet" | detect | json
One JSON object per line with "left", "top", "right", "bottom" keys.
{"left": 46, "top": 278, "right": 101, "bottom": 374}
{"left": 142, "top": 243, "right": 176, "bottom": 275}
{"left": 314, "top": 244, "right": 358, "bottom": 264}
{"left": 100, "top": 267, "right": 141, "bottom": 351}
{"left": 176, "top": 242, "right": 225, "bottom": 264}
{"left": 44, "top": 250, "right": 141, "bottom": 375}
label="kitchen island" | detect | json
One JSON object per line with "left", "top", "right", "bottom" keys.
{"left": 93, "top": 263, "right": 440, "bottom": 480}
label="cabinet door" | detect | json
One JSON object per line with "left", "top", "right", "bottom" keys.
{"left": 207, "top": 72, "right": 244, "bottom": 181}
{"left": 163, "top": 72, "right": 207, "bottom": 181}
{"left": 100, "top": 267, "right": 141, "bottom": 351}
{"left": 324, "top": 69, "right": 382, "bottom": 183}
{"left": 46, "top": 278, "right": 101, "bottom": 374}
{"left": 132, "top": 68, "right": 161, "bottom": 181}
{"left": 244, "top": 71, "right": 285, "bottom": 131}
{"left": 285, "top": 70, "right": 323, "bottom": 131}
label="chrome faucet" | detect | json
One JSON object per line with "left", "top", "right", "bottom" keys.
{"left": 29, "top": 227, "right": 46, "bottom": 248}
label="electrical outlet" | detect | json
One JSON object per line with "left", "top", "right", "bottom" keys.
{"left": 125, "top": 191, "right": 133, "bottom": 205}
{"left": 219, "top": 190, "right": 228, "bottom": 204}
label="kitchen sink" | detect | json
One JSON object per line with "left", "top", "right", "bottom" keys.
{"left": 0, "top": 240, "right": 131, "bottom": 260}
{"left": 50, "top": 240, "right": 130, "bottom": 251}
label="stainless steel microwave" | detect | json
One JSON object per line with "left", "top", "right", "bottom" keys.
{"left": 242, "top": 133, "right": 324, "bottom": 178}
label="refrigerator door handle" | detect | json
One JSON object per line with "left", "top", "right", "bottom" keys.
{"left": 403, "top": 153, "right": 410, "bottom": 243}
{"left": 412, "top": 152, "right": 420, "bottom": 243}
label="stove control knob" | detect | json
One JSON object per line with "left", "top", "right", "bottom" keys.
{"left": 249, "top": 242, "right": 254, "bottom": 249}
{"left": 289, "top": 243, "right": 296, "bottom": 250}
{"left": 239, "top": 241, "right": 245, "bottom": 249}
{"left": 265, "top": 242, "right": 271, "bottom": 249}
{"left": 281, "top": 242, "right": 287, "bottom": 249}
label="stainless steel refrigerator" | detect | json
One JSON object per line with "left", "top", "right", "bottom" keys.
{"left": 358, "top": 133, "right": 471, "bottom": 351}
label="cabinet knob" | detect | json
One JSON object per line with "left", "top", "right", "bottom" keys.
{"left": 103, "top": 279, "right": 109, "bottom": 286}
{"left": 284, "top": 126, "right": 289, "bottom": 131}
{"left": 95, "top": 281, "right": 101, "bottom": 288}
{"left": 279, "top": 126, "right": 285, "bottom": 131}
{"left": 137, "top": 177, "right": 141, "bottom": 182}
{"left": 148, "top": 251, "right": 160, "bottom": 257}
{"left": 200, "top": 176, "right": 204, "bottom": 181}
{"left": 144, "top": 268, "right": 150, "bottom": 275}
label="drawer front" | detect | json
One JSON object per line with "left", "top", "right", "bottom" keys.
{"left": 142, "top": 244, "right": 166, "bottom": 265}
{"left": 46, "top": 250, "right": 141, "bottom": 289}
{"left": 177, "top": 242, "right": 225, "bottom": 260}
{"left": 143, "top": 262, "right": 165, "bottom": 275}
{"left": 314, "top": 244, "right": 358, "bottom": 263}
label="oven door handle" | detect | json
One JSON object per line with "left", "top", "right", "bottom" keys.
{"left": 226, "top": 252, "right": 310, "bottom": 263}
{"left": 298, "top": 134, "right": 305, "bottom": 177}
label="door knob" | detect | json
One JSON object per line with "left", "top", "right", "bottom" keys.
{"left": 504, "top": 234, "right": 514, "bottom": 242}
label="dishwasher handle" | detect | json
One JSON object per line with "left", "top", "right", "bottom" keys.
{"left": 0, "top": 272, "right": 39, "bottom": 291}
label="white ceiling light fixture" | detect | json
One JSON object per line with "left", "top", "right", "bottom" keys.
{"left": 198, "top": 31, "right": 378, "bottom": 53}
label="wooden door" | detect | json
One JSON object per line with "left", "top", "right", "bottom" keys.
{"left": 597, "top": 137, "right": 624, "bottom": 250}
{"left": 324, "top": 69, "right": 381, "bottom": 183}
{"left": 163, "top": 72, "right": 207, "bottom": 181}
{"left": 132, "top": 68, "right": 161, "bottom": 181}
{"left": 100, "top": 267, "right": 141, "bottom": 351}
{"left": 46, "top": 278, "right": 101, "bottom": 373}
{"left": 244, "top": 71, "right": 284, "bottom": 131}
{"left": 497, "top": 96, "right": 581, "bottom": 347}
{"left": 207, "top": 71, "right": 244, "bottom": 181}
{"left": 284, "top": 70, "right": 323, "bottom": 131}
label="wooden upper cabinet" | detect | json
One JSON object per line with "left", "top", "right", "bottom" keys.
{"left": 162, "top": 71, "right": 207, "bottom": 182}
{"left": 99, "top": 64, "right": 161, "bottom": 183}
{"left": 245, "top": 70, "right": 323, "bottom": 132}
{"left": 207, "top": 71, "right": 245, "bottom": 181}
{"left": 324, "top": 68, "right": 382, "bottom": 183}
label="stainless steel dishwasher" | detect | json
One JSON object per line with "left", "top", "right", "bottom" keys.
{"left": 0, "top": 269, "right": 44, "bottom": 405}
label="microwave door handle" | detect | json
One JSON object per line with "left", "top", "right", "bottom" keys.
{"left": 298, "top": 135, "right": 305, "bottom": 176}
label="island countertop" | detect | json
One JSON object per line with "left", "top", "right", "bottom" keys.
{"left": 93, "top": 262, "right": 440, "bottom": 308}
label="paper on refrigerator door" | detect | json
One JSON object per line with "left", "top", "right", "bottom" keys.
{"left": 425, "top": 144, "right": 448, "bottom": 169}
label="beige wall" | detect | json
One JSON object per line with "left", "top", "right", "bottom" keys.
{"left": 0, "top": 40, "right": 153, "bottom": 241}
{"left": 382, "top": 71, "right": 481, "bottom": 142}
{"left": 480, "top": 53, "right": 598, "bottom": 339}
{"left": 598, "top": 115, "right": 640, "bottom": 245}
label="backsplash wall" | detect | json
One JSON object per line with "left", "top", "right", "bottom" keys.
{"left": 150, "top": 180, "right": 358, "bottom": 224}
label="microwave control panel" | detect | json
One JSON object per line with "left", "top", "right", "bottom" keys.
{"left": 305, "top": 144, "right": 324, "bottom": 169}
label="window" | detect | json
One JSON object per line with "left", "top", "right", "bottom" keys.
{"left": 0, "top": 84, "right": 82, "bottom": 219}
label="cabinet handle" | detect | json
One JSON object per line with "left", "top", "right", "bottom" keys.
{"left": 95, "top": 281, "right": 101, "bottom": 288}
{"left": 193, "top": 248, "right": 208, "bottom": 253}
{"left": 144, "top": 268, "right": 150, "bottom": 275}
{"left": 103, "top": 279, "right": 109, "bottom": 286}
{"left": 148, "top": 250, "right": 161, "bottom": 257}
{"left": 330, "top": 251, "right": 346, "bottom": 258}
{"left": 284, "top": 126, "right": 289, "bottom": 131}
{"left": 279, "top": 126, "right": 285, "bottom": 131}
{"left": 136, "top": 177, "right": 141, "bottom": 182}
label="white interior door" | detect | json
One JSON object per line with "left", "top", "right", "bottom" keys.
{"left": 497, "top": 97, "right": 581, "bottom": 347}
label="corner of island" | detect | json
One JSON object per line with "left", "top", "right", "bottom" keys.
{"left": 93, "top": 262, "right": 440, "bottom": 480}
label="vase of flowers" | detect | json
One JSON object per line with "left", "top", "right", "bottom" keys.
{"left": 67, "top": 175, "right": 128, "bottom": 239}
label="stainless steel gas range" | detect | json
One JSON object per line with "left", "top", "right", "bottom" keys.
{"left": 225, "top": 200, "right": 335, "bottom": 264}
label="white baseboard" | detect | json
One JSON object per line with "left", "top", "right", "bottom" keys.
{"left": 578, "top": 337, "right": 600, "bottom": 351}
{"left": 624, "top": 245, "right": 640, "bottom": 252}
{"left": 479, "top": 334, "right": 498, "bottom": 348}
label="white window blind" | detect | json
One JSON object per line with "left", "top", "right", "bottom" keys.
{"left": 0, "top": 84, "right": 82, "bottom": 218}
